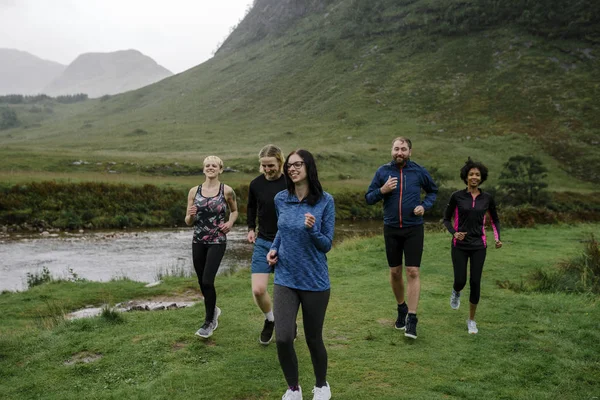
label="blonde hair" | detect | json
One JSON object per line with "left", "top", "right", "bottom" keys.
{"left": 203, "top": 155, "right": 224, "bottom": 171}
{"left": 258, "top": 144, "right": 284, "bottom": 174}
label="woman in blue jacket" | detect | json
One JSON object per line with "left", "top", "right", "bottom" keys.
{"left": 443, "top": 158, "right": 502, "bottom": 335}
{"left": 267, "top": 149, "right": 335, "bottom": 400}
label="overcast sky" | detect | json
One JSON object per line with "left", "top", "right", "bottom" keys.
{"left": 0, "top": 0, "right": 252, "bottom": 74}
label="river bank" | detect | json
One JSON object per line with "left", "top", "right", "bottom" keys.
{"left": 0, "top": 220, "right": 384, "bottom": 292}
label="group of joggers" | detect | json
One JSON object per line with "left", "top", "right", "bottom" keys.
{"left": 184, "top": 137, "right": 502, "bottom": 400}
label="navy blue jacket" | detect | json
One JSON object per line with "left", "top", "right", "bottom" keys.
{"left": 365, "top": 160, "right": 438, "bottom": 228}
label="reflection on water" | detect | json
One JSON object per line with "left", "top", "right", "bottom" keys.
{"left": 0, "top": 220, "right": 383, "bottom": 292}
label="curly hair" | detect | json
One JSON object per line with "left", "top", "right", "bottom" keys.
{"left": 460, "top": 157, "right": 489, "bottom": 185}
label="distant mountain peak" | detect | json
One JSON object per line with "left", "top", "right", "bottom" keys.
{"left": 0, "top": 48, "right": 66, "bottom": 95}
{"left": 43, "top": 49, "right": 173, "bottom": 98}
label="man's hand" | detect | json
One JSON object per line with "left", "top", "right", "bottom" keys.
{"left": 247, "top": 230, "right": 256, "bottom": 243}
{"left": 380, "top": 175, "right": 398, "bottom": 195}
{"left": 413, "top": 205, "right": 425, "bottom": 216}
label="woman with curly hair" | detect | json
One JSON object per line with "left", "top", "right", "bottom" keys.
{"left": 443, "top": 158, "right": 502, "bottom": 334}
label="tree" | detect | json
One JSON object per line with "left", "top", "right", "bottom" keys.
{"left": 499, "top": 155, "right": 548, "bottom": 205}
{"left": 0, "top": 107, "right": 19, "bottom": 130}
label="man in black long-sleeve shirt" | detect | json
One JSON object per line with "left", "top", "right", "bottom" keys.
{"left": 247, "top": 144, "right": 287, "bottom": 345}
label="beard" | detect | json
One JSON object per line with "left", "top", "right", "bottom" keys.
{"left": 394, "top": 156, "right": 408, "bottom": 167}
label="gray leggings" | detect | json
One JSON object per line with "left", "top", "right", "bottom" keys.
{"left": 273, "top": 284, "right": 330, "bottom": 388}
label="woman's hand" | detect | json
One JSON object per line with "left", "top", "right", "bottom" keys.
{"left": 304, "top": 213, "right": 315, "bottom": 229}
{"left": 453, "top": 231, "right": 467, "bottom": 241}
{"left": 218, "top": 221, "right": 234, "bottom": 234}
{"left": 187, "top": 205, "right": 197, "bottom": 217}
{"left": 267, "top": 250, "right": 278, "bottom": 266}
{"left": 495, "top": 240, "right": 503, "bottom": 249}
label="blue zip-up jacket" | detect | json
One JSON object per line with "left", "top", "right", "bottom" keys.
{"left": 365, "top": 160, "right": 438, "bottom": 228}
{"left": 271, "top": 190, "right": 335, "bottom": 291}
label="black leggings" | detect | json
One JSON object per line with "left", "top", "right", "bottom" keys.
{"left": 273, "top": 284, "right": 330, "bottom": 388}
{"left": 192, "top": 242, "right": 226, "bottom": 323}
{"left": 451, "top": 247, "right": 487, "bottom": 305}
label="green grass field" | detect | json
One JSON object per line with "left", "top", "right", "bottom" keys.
{"left": 1, "top": 224, "right": 598, "bottom": 399}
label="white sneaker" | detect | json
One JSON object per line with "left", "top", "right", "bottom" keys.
{"left": 467, "top": 319, "right": 478, "bottom": 334}
{"left": 282, "top": 386, "right": 302, "bottom": 400}
{"left": 450, "top": 289, "right": 461, "bottom": 310}
{"left": 312, "top": 382, "right": 331, "bottom": 400}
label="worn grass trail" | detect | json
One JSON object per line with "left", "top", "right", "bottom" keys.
{"left": 0, "top": 224, "right": 599, "bottom": 399}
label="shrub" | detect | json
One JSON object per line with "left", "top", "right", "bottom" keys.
{"left": 26, "top": 266, "right": 53, "bottom": 288}
{"left": 498, "top": 234, "right": 600, "bottom": 294}
{"left": 0, "top": 107, "right": 19, "bottom": 130}
{"left": 100, "top": 305, "right": 124, "bottom": 324}
{"left": 498, "top": 155, "right": 549, "bottom": 206}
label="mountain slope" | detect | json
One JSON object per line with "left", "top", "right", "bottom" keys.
{"left": 1, "top": 0, "right": 598, "bottom": 185}
{"left": 42, "top": 50, "right": 173, "bottom": 98}
{"left": 0, "top": 49, "right": 65, "bottom": 95}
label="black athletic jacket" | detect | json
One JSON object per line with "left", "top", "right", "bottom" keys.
{"left": 443, "top": 189, "right": 500, "bottom": 250}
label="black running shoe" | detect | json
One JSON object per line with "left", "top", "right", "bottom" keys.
{"left": 404, "top": 313, "right": 418, "bottom": 339}
{"left": 259, "top": 319, "right": 275, "bottom": 345}
{"left": 395, "top": 304, "right": 408, "bottom": 330}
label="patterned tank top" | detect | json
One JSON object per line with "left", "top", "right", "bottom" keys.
{"left": 193, "top": 183, "right": 228, "bottom": 244}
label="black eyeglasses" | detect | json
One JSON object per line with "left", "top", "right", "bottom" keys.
{"left": 286, "top": 161, "right": 304, "bottom": 170}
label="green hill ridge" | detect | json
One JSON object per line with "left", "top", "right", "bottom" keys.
{"left": 0, "top": 0, "right": 598, "bottom": 188}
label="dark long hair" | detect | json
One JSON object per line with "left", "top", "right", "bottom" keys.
{"left": 284, "top": 149, "right": 323, "bottom": 206}
{"left": 460, "top": 157, "right": 489, "bottom": 185}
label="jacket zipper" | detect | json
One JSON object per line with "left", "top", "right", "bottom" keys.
{"left": 398, "top": 166, "right": 403, "bottom": 228}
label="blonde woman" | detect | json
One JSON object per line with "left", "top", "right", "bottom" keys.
{"left": 185, "top": 156, "right": 238, "bottom": 338}
{"left": 247, "top": 144, "right": 287, "bottom": 345}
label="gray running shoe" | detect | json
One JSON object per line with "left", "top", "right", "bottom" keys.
{"left": 195, "top": 320, "right": 216, "bottom": 338}
{"left": 195, "top": 306, "right": 221, "bottom": 339}
{"left": 259, "top": 319, "right": 275, "bottom": 345}
{"left": 450, "top": 289, "right": 461, "bottom": 310}
{"left": 213, "top": 306, "right": 221, "bottom": 329}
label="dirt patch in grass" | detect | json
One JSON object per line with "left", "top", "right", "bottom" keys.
{"left": 171, "top": 342, "right": 188, "bottom": 351}
{"left": 64, "top": 351, "right": 102, "bottom": 366}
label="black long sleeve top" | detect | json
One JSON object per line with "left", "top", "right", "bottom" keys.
{"left": 443, "top": 189, "right": 501, "bottom": 250}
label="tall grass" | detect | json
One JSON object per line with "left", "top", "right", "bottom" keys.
{"left": 502, "top": 234, "right": 600, "bottom": 294}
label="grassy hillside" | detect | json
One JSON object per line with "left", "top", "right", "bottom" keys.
{"left": 0, "top": 0, "right": 598, "bottom": 189}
